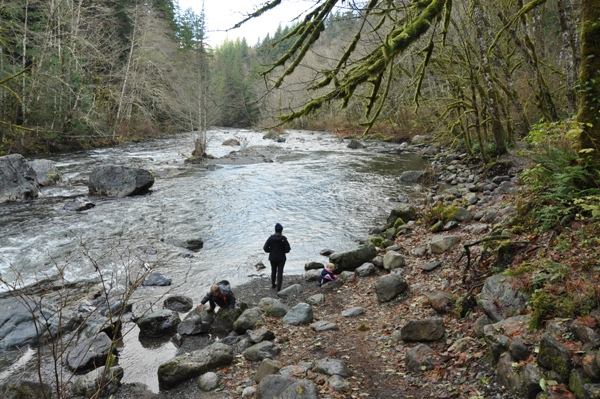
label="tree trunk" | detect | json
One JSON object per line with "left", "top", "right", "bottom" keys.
{"left": 577, "top": 0, "right": 600, "bottom": 152}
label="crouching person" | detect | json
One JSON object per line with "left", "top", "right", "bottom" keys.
{"left": 198, "top": 280, "right": 236, "bottom": 312}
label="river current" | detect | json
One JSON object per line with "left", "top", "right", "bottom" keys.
{"left": 0, "top": 128, "right": 428, "bottom": 391}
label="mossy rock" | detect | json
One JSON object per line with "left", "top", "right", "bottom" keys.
{"left": 393, "top": 217, "right": 405, "bottom": 229}
{"left": 367, "top": 235, "right": 385, "bottom": 247}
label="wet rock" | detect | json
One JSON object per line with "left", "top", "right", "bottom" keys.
{"left": 63, "top": 199, "right": 95, "bottom": 212}
{"left": 304, "top": 261, "right": 325, "bottom": 270}
{"left": 88, "top": 165, "right": 154, "bottom": 197}
{"left": 142, "top": 272, "right": 171, "bottom": 286}
{"left": 30, "top": 159, "right": 60, "bottom": 186}
{"left": 177, "top": 306, "right": 212, "bottom": 335}
{"left": 66, "top": 332, "right": 115, "bottom": 372}
{"left": 163, "top": 295, "right": 193, "bottom": 312}
{"left": 0, "top": 154, "right": 39, "bottom": 203}
{"left": 0, "top": 381, "right": 52, "bottom": 399}
{"left": 137, "top": 309, "right": 180, "bottom": 337}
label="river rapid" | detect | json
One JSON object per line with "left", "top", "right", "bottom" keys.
{"left": 0, "top": 128, "right": 428, "bottom": 392}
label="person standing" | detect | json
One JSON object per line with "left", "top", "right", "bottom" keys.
{"left": 263, "top": 223, "right": 291, "bottom": 292}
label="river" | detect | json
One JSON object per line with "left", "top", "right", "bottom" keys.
{"left": 0, "top": 128, "right": 428, "bottom": 392}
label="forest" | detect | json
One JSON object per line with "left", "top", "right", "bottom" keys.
{"left": 0, "top": 0, "right": 598, "bottom": 163}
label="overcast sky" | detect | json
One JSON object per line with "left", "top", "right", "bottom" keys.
{"left": 177, "top": 1, "right": 315, "bottom": 46}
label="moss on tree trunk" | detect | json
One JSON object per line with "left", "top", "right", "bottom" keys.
{"left": 577, "top": 0, "right": 600, "bottom": 152}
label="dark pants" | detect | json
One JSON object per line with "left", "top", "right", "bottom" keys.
{"left": 270, "top": 261, "right": 285, "bottom": 291}
{"left": 208, "top": 296, "right": 227, "bottom": 310}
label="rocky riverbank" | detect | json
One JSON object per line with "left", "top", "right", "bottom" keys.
{"left": 112, "top": 139, "right": 530, "bottom": 399}
{"left": 3, "top": 134, "right": 599, "bottom": 399}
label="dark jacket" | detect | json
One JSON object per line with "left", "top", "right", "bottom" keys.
{"left": 263, "top": 233, "right": 291, "bottom": 262}
{"left": 200, "top": 280, "right": 236, "bottom": 309}
{"left": 318, "top": 269, "right": 338, "bottom": 286}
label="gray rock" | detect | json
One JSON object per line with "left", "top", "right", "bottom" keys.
{"left": 279, "top": 379, "right": 319, "bottom": 398}
{"left": 355, "top": 262, "right": 375, "bottom": 277}
{"left": 328, "top": 374, "right": 351, "bottom": 392}
{"left": 142, "top": 272, "right": 171, "bottom": 286}
{"left": 233, "top": 307, "right": 264, "bottom": 334}
{"left": 66, "top": 332, "right": 115, "bottom": 372}
{"left": 399, "top": 170, "right": 426, "bottom": 184}
{"left": 164, "top": 295, "right": 193, "bottom": 312}
{"left": 305, "top": 294, "right": 325, "bottom": 306}
{"left": 277, "top": 284, "right": 302, "bottom": 299}
{"left": 177, "top": 306, "right": 212, "bottom": 335}
{"left": 137, "top": 309, "right": 180, "bottom": 337}
{"left": 258, "top": 297, "right": 290, "bottom": 318}
{"left": 242, "top": 340, "right": 280, "bottom": 362}
{"left": 283, "top": 303, "right": 313, "bottom": 325}
{"left": 406, "top": 344, "right": 438, "bottom": 372}
{"left": 30, "top": 159, "right": 60, "bottom": 186}
{"left": 421, "top": 261, "right": 442, "bottom": 272}
{"left": 310, "top": 321, "right": 339, "bottom": 332}
{"left": 429, "top": 235, "right": 460, "bottom": 254}
{"left": 383, "top": 251, "right": 406, "bottom": 271}
{"left": 158, "top": 342, "right": 233, "bottom": 389}
{"left": 401, "top": 318, "right": 445, "bottom": 342}
{"left": 0, "top": 381, "right": 52, "bottom": 399}
{"left": 477, "top": 274, "right": 528, "bottom": 322}
{"left": 329, "top": 243, "right": 377, "bottom": 272}
{"left": 88, "top": 165, "right": 154, "bottom": 197}
{"left": 375, "top": 274, "right": 408, "bottom": 302}
{"left": 347, "top": 139, "right": 365, "bottom": 149}
{"left": 314, "top": 357, "right": 352, "bottom": 377}
{"left": 304, "top": 269, "right": 321, "bottom": 282}
{"left": 255, "top": 358, "right": 282, "bottom": 383}
{"left": 63, "top": 199, "right": 95, "bottom": 212}
{"left": 198, "top": 372, "right": 220, "bottom": 391}
{"left": 304, "top": 261, "right": 325, "bottom": 270}
{"left": 72, "top": 366, "right": 123, "bottom": 398}
{"left": 248, "top": 327, "right": 275, "bottom": 343}
{"left": 341, "top": 307, "right": 365, "bottom": 317}
{"left": 0, "top": 154, "right": 39, "bottom": 203}
{"left": 256, "top": 375, "right": 297, "bottom": 399}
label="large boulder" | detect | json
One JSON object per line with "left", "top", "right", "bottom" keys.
{"left": 0, "top": 296, "right": 75, "bottom": 349}
{"left": 157, "top": 342, "right": 234, "bottom": 389}
{"left": 0, "top": 154, "right": 39, "bottom": 203}
{"left": 88, "top": 165, "right": 154, "bottom": 197}
{"left": 329, "top": 243, "right": 377, "bottom": 272}
{"left": 136, "top": 309, "right": 180, "bottom": 337}
{"left": 477, "top": 274, "right": 528, "bottom": 322}
{"left": 29, "top": 159, "right": 60, "bottom": 186}
{"left": 66, "top": 332, "right": 115, "bottom": 372}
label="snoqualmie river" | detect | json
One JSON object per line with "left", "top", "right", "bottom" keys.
{"left": 0, "top": 128, "right": 428, "bottom": 392}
